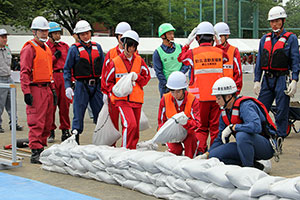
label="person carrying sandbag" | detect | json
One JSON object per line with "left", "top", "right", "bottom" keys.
{"left": 103, "top": 30, "right": 150, "bottom": 149}
{"left": 196, "top": 77, "right": 277, "bottom": 171}
{"left": 157, "top": 71, "right": 200, "bottom": 158}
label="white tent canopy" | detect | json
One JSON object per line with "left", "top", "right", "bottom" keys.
{"left": 7, "top": 35, "right": 300, "bottom": 55}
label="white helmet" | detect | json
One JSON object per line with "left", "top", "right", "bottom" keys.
{"left": 31, "top": 16, "right": 49, "bottom": 30}
{"left": 268, "top": 6, "right": 287, "bottom": 21}
{"left": 196, "top": 21, "right": 214, "bottom": 35}
{"left": 214, "top": 22, "right": 230, "bottom": 35}
{"left": 211, "top": 77, "right": 237, "bottom": 95}
{"left": 0, "top": 29, "right": 8, "bottom": 36}
{"left": 115, "top": 22, "right": 131, "bottom": 35}
{"left": 121, "top": 30, "right": 139, "bottom": 43}
{"left": 74, "top": 20, "right": 92, "bottom": 34}
{"left": 166, "top": 71, "right": 188, "bottom": 90}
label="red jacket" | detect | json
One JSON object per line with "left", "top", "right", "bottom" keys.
{"left": 158, "top": 91, "right": 201, "bottom": 134}
{"left": 46, "top": 40, "right": 69, "bottom": 71}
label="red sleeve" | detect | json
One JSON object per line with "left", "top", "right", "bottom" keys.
{"left": 20, "top": 44, "right": 34, "bottom": 94}
{"left": 233, "top": 48, "right": 243, "bottom": 94}
{"left": 177, "top": 45, "right": 195, "bottom": 85}
{"left": 135, "top": 58, "right": 151, "bottom": 88}
{"left": 104, "top": 59, "right": 116, "bottom": 95}
{"left": 157, "top": 96, "right": 167, "bottom": 129}
{"left": 101, "top": 51, "right": 111, "bottom": 95}
{"left": 183, "top": 98, "right": 201, "bottom": 134}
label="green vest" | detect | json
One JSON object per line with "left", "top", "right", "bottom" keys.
{"left": 157, "top": 43, "right": 182, "bottom": 80}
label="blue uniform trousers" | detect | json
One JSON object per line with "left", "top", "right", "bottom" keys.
{"left": 209, "top": 132, "right": 274, "bottom": 167}
{"left": 72, "top": 80, "right": 103, "bottom": 134}
{"left": 258, "top": 75, "right": 290, "bottom": 137}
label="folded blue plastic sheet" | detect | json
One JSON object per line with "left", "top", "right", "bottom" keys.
{"left": 0, "top": 172, "right": 101, "bottom": 200}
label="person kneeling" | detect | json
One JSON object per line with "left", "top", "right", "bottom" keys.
{"left": 158, "top": 71, "right": 200, "bottom": 158}
{"left": 196, "top": 77, "right": 276, "bottom": 170}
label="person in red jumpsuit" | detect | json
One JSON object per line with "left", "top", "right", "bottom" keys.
{"left": 158, "top": 71, "right": 200, "bottom": 158}
{"left": 46, "top": 22, "right": 71, "bottom": 143}
{"left": 20, "top": 16, "right": 57, "bottom": 164}
{"left": 101, "top": 22, "right": 131, "bottom": 134}
{"left": 177, "top": 21, "right": 228, "bottom": 154}
{"left": 104, "top": 30, "right": 150, "bottom": 149}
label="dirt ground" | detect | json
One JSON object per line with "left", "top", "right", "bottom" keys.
{"left": 1, "top": 74, "right": 300, "bottom": 200}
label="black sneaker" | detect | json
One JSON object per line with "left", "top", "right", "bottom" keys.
{"left": 0, "top": 126, "right": 4, "bottom": 133}
{"left": 253, "top": 161, "right": 264, "bottom": 171}
{"left": 48, "top": 130, "right": 55, "bottom": 143}
{"left": 61, "top": 129, "right": 71, "bottom": 142}
{"left": 9, "top": 124, "right": 23, "bottom": 131}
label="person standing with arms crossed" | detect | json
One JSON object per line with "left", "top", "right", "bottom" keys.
{"left": 253, "top": 6, "right": 300, "bottom": 148}
{"left": 46, "top": 22, "right": 71, "bottom": 143}
{"left": 20, "top": 16, "right": 57, "bottom": 164}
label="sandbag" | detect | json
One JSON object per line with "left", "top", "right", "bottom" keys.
{"left": 151, "top": 112, "right": 188, "bottom": 143}
{"left": 258, "top": 195, "right": 279, "bottom": 200}
{"left": 270, "top": 177, "right": 300, "bottom": 200}
{"left": 153, "top": 186, "right": 174, "bottom": 199}
{"left": 112, "top": 72, "right": 133, "bottom": 97}
{"left": 186, "top": 179, "right": 209, "bottom": 197}
{"left": 202, "top": 183, "right": 234, "bottom": 200}
{"left": 225, "top": 167, "right": 269, "bottom": 189}
{"left": 205, "top": 165, "right": 241, "bottom": 188}
{"left": 93, "top": 103, "right": 121, "bottom": 146}
{"left": 249, "top": 176, "right": 285, "bottom": 197}
{"left": 229, "top": 189, "right": 257, "bottom": 200}
{"left": 133, "top": 182, "right": 158, "bottom": 196}
{"left": 139, "top": 110, "right": 150, "bottom": 131}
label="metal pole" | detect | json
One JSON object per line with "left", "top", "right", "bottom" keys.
{"left": 10, "top": 85, "right": 17, "bottom": 163}
{"left": 169, "top": 0, "right": 172, "bottom": 21}
{"left": 253, "top": 3, "right": 259, "bottom": 38}
{"left": 199, "top": 0, "right": 202, "bottom": 22}
{"left": 213, "top": 0, "right": 216, "bottom": 24}
{"left": 225, "top": 0, "right": 228, "bottom": 23}
{"left": 222, "top": 0, "right": 225, "bottom": 22}
{"left": 238, "top": 0, "right": 242, "bottom": 38}
{"left": 184, "top": 1, "right": 187, "bottom": 37}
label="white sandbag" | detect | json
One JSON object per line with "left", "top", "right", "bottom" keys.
{"left": 96, "top": 171, "right": 117, "bottom": 184}
{"left": 296, "top": 181, "right": 300, "bottom": 193}
{"left": 93, "top": 103, "right": 121, "bottom": 146}
{"left": 79, "top": 157, "right": 98, "bottom": 174}
{"left": 202, "top": 183, "right": 234, "bottom": 200}
{"left": 42, "top": 165, "right": 67, "bottom": 174}
{"left": 95, "top": 147, "right": 127, "bottom": 167}
{"left": 81, "top": 145, "right": 101, "bottom": 161}
{"left": 39, "top": 156, "right": 53, "bottom": 166}
{"left": 270, "top": 177, "right": 300, "bottom": 200}
{"left": 249, "top": 176, "right": 285, "bottom": 197}
{"left": 122, "top": 180, "right": 141, "bottom": 190}
{"left": 181, "top": 158, "right": 224, "bottom": 182}
{"left": 136, "top": 140, "right": 158, "bottom": 151}
{"left": 173, "top": 178, "right": 198, "bottom": 197}
{"left": 205, "top": 165, "right": 241, "bottom": 188}
{"left": 155, "top": 155, "right": 190, "bottom": 177}
{"left": 127, "top": 150, "right": 149, "bottom": 171}
{"left": 152, "top": 112, "right": 188, "bottom": 143}
{"left": 153, "top": 186, "right": 174, "bottom": 199}
{"left": 229, "top": 189, "right": 258, "bottom": 200}
{"left": 173, "top": 159, "right": 199, "bottom": 179}
{"left": 258, "top": 195, "right": 279, "bottom": 200}
{"left": 226, "top": 167, "right": 269, "bottom": 189}
{"left": 86, "top": 172, "right": 101, "bottom": 181}
{"left": 55, "top": 135, "right": 78, "bottom": 157}
{"left": 63, "top": 166, "right": 85, "bottom": 177}
{"left": 69, "top": 146, "right": 84, "bottom": 159}
{"left": 111, "top": 173, "right": 127, "bottom": 186}
{"left": 48, "top": 153, "right": 65, "bottom": 167}
{"left": 91, "top": 159, "right": 106, "bottom": 171}
{"left": 109, "top": 149, "right": 132, "bottom": 169}
{"left": 186, "top": 179, "right": 209, "bottom": 197}
{"left": 258, "top": 160, "right": 272, "bottom": 174}
{"left": 139, "top": 110, "right": 150, "bottom": 131}
{"left": 69, "top": 158, "right": 88, "bottom": 173}
{"left": 112, "top": 72, "right": 133, "bottom": 97}
{"left": 40, "top": 144, "right": 59, "bottom": 157}
{"left": 169, "top": 192, "right": 194, "bottom": 200}
{"left": 129, "top": 167, "right": 151, "bottom": 183}
{"left": 137, "top": 150, "right": 173, "bottom": 174}
{"left": 147, "top": 172, "right": 167, "bottom": 187}
{"left": 133, "top": 182, "right": 158, "bottom": 196}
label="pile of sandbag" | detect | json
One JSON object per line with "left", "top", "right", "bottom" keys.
{"left": 41, "top": 137, "right": 300, "bottom": 200}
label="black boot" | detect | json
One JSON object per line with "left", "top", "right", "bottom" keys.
{"left": 9, "top": 122, "right": 23, "bottom": 131}
{"left": 30, "top": 148, "right": 44, "bottom": 164}
{"left": 61, "top": 129, "right": 71, "bottom": 142}
{"left": 48, "top": 130, "right": 55, "bottom": 143}
{"left": 253, "top": 161, "right": 264, "bottom": 171}
{"left": 75, "top": 134, "right": 80, "bottom": 145}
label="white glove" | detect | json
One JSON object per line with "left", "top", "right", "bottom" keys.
{"left": 65, "top": 87, "right": 74, "bottom": 100}
{"left": 103, "top": 94, "right": 108, "bottom": 104}
{"left": 130, "top": 72, "right": 138, "bottom": 81}
{"left": 221, "top": 124, "right": 233, "bottom": 144}
{"left": 285, "top": 80, "right": 297, "bottom": 97}
{"left": 214, "top": 30, "right": 221, "bottom": 45}
{"left": 186, "top": 27, "right": 198, "bottom": 46}
{"left": 253, "top": 81, "right": 261, "bottom": 96}
{"left": 195, "top": 152, "right": 209, "bottom": 160}
{"left": 176, "top": 112, "right": 189, "bottom": 125}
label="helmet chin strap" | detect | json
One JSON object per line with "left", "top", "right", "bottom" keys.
{"left": 222, "top": 95, "right": 233, "bottom": 110}
{"left": 34, "top": 31, "right": 47, "bottom": 43}
{"left": 163, "top": 34, "right": 174, "bottom": 46}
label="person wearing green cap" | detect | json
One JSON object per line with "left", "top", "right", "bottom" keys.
{"left": 153, "top": 23, "right": 189, "bottom": 97}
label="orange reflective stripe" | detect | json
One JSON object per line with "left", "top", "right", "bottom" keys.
{"left": 164, "top": 92, "right": 195, "bottom": 119}
{"left": 23, "top": 40, "right": 53, "bottom": 83}
{"left": 190, "top": 46, "right": 223, "bottom": 101}
{"left": 111, "top": 55, "right": 144, "bottom": 103}
{"left": 223, "top": 45, "right": 235, "bottom": 79}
